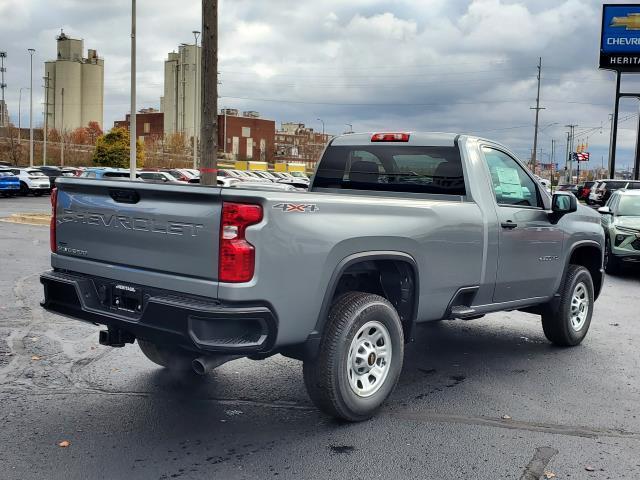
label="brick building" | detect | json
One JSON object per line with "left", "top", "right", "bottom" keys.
{"left": 114, "top": 108, "right": 164, "bottom": 143}
{"left": 218, "top": 110, "right": 275, "bottom": 163}
{"left": 275, "top": 122, "right": 330, "bottom": 168}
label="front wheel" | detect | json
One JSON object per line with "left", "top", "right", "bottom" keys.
{"left": 303, "top": 292, "right": 404, "bottom": 422}
{"left": 541, "top": 265, "right": 594, "bottom": 346}
{"left": 19, "top": 182, "right": 29, "bottom": 196}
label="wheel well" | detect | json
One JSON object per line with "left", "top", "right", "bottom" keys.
{"left": 569, "top": 245, "right": 603, "bottom": 299}
{"left": 332, "top": 259, "right": 417, "bottom": 340}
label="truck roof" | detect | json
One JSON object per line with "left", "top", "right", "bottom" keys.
{"left": 330, "top": 132, "right": 459, "bottom": 147}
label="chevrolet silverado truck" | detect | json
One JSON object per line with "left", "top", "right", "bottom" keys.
{"left": 41, "top": 132, "right": 605, "bottom": 421}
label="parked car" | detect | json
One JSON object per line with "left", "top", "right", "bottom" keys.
{"left": 598, "top": 189, "right": 640, "bottom": 274}
{"left": 233, "top": 170, "right": 271, "bottom": 182}
{"left": 534, "top": 176, "right": 551, "bottom": 193}
{"left": 168, "top": 169, "right": 199, "bottom": 183}
{"left": 588, "top": 181, "right": 604, "bottom": 205}
{"left": 576, "top": 181, "right": 595, "bottom": 201}
{"left": 556, "top": 184, "right": 578, "bottom": 196}
{"left": 0, "top": 168, "right": 51, "bottom": 196}
{"left": 43, "top": 131, "right": 604, "bottom": 422}
{"left": 139, "top": 171, "right": 181, "bottom": 183}
{"left": 0, "top": 171, "right": 20, "bottom": 197}
{"left": 593, "top": 179, "right": 640, "bottom": 206}
{"left": 217, "top": 169, "right": 248, "bottom": 180}
{"left": 252, "top": 171, "right": 279, "bottom": 182}
{"left": 276, "top": 178, "right": 310, "bottom": 189}
{"left": 272, "top": 172, "right": 295, "bottom": 180}
{"left": 217, "top": 177, "right": 242, "bottom": 188}
{"left": 229, "top": 181, "right": 300, "bottom": 191}
{"left": 36, "top": 166, "right": 76, "bottom": 186}
{"left": 80, "top": 168, "right": 141, "bottom": 180}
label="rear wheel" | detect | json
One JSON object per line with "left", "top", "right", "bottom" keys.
{"left": 541, "top": 265, "right": 594, "bottom": 346}
{"left": 138, "top": 340, "right": 197, "bottom": 372}
{"left": 303, "top": 292, "right": 404, "bottom": 422}
{"left": 19, "top": 182, "right": 29, "bottom": 196}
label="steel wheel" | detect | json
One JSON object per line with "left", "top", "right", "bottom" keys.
{"left": 570, "top": 282, "right": 589, "bottom": 332}
{"left": 347, "top": 320, "right": 392, "bottom": 398}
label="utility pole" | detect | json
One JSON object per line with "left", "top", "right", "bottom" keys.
{"left": 43, "top": 73, "right": 49, "bottom": 166}
{"left": 0, "top": 52, "right": 6, "bottom": 128}
{"left": 200, "top": 0, "right": 218, "bottom": 186}
{"left": 550, "top": 138, "right": 555, "bottom": 193}
{"left": 192, "top": 30, "right": 200, "bottom": 170}
{"left": 530, "top": 57, "right": 545, "bottom": 174}
{"left": 61, "top": 87, "right": 65, "bottom": 166}
{"left": 129, "top": 0, "right": 137, "bottom": 180}
{"left": 565, "top": 124, "right": 577, "bottom": 183}
{"left": 28, "top": 48, "right": 35, "bottom": 168}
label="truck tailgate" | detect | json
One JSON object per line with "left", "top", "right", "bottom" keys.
{"left": 54, "top": 178, "right": 222, "bottom": 281}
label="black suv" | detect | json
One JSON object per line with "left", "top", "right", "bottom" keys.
{"left": 594, "top": 180, "right": 640, "bottom": 205}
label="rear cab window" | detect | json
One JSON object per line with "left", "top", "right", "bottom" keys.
{"left": 313, "top": 145, "right": 466, "bottom": 196}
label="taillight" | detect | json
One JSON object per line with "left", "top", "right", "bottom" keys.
{"left": 50, "top": 187, "right": 58, "bottom": 253}
{"left": 371, "top": 132, "right": 410, "bottom": 142}
{"left": 219, "top": 202, "right": 263, "bottom": 283}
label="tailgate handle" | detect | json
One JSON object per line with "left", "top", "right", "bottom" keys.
{"left": 109, "top": 189, "right": 140, "bottom": 204}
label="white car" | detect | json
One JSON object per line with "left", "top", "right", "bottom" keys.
{"left": 589, "top": 181, "right": 603, "bottom": 205}
{"left": 217, "top": 177, "right": 242, "bottom": 188}
{"left": 138, "top": 171, "right": 180, "bottom": 183}
{"left": 0, "top": 168, "right": 51, "bottom": 196}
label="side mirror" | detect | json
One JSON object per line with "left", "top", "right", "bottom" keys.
{"left": 598, "top": 206, "right": 612, "bottom": 215}
{"left": 552, "top": 192, "right": 577, "bottom": 215}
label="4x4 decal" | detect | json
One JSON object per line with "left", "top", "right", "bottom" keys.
{"left": 272, "top": 203, "right": 319, "bottom": 213}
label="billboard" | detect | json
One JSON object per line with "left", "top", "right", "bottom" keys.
{"left": 600, "top": 4, "right": 640, "bottom": 71}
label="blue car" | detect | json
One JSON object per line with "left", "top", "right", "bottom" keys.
{"left": 0, "top": 171, "right": 20, "bottom": 197}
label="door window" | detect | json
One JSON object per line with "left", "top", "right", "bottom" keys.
{"left": 482, "top": 147, "right": 541, "bottom": 208}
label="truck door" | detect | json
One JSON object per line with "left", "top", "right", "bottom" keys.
{"left": 480, "top": 146, "right": 564, "bottom": 303}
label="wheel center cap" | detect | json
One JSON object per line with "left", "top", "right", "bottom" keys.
{"left": 368, "top": 352, "right": 376, "bottom": 366}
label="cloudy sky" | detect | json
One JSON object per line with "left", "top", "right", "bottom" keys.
{"left": 1, "top": 0, "right": 639, "bottom": 170}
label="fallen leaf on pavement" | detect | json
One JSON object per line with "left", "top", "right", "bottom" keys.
{"left": 29, "top": 337, "right": 39, "bottom": 342}
{"left": 4, "top": 353, "right": 13, "bottom": 357}
{"left": 501, "top": 415, "right": 512, "bottom": 420}
{"left": 31, "top": 355, "right": 41, "bottom": 361}
{"left": 544, "top": 471, "right": 556, "bottom": 479}
{"left": 58, "top": 440, "right": 70, "bottom": 448}
{"left": 585, "top": 466, "right": 595, "bottom": 472}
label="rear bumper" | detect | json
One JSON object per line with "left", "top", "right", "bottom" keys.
{"left": 40, "top": 270, "right": 278, "bottom": 355}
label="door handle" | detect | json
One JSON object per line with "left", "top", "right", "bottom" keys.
{"left": 501, "top": 221, "right": 517, "bottom": 229}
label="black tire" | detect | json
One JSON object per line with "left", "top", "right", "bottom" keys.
{"left": 33, "top": 190, "right": 43, "bottom": 197}
{"left": 138, "top": 340, "right": 196, "bottom": 372}
{"left": 19, "top": 182, "right": 29, "bottom": 196}
{"left": 541, "top": 265, "right": 594, "bottom": 347}
{"left": 604, "top": 238, "right": 621, "bottom": 275}
{"left": 303, "top": 292, "right": 404, "bottom": 422}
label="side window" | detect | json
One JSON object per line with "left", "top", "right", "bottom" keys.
{"left": 482, "top": 147, "right": 541, "bottom": 208}
{"left": 606, "top": 193, "right": 618, "bottom": 210}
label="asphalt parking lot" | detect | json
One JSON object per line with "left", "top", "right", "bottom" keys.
{"left": 1, "top": 196, "right": 639, "bottom": 480}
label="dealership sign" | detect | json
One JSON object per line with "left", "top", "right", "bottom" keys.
{"left": 600, "top": 4, "right": 640, "bottom": 71}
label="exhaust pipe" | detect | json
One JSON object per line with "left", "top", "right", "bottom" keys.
{"left": 192, "top": 355, "right": 238, "bottom": 375}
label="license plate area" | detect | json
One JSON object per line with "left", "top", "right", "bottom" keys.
{"left": 111, "top": 283, "right": 143, "bottom": 313}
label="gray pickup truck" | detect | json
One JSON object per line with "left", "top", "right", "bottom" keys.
{"left": 41, "top": 132, "right": 604, "bottom": 421}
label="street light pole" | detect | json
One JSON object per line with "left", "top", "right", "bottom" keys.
{"left": 317, "top": 118, "right": 325, "bottom": 136}
{"left": 345, "top": 123, "right": 353, "bottom": 134}
{"left": 28, "top": 49, "right": 35, "bottom": 167}
{"left": 18, "top": 87, "right": 28, "bottom": 144}
{"left": 192, "top": 30, "right": 200, "bottom": 170}
{"left": 129, "top": 0, "right": 137, "bottom": 180}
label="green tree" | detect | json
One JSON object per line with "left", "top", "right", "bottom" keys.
{"left": 92, "top": 127, "right": 144, "bottom": 168}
